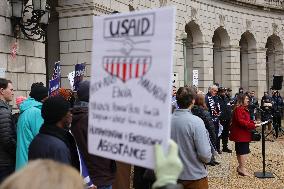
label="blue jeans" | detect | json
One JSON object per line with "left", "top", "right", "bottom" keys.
{"left": 97, "top": 185, "right": 112, "bottom": 189}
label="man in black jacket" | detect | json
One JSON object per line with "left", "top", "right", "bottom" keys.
{"left": 29, "top": 96, "right": 80, "bottom": 171}
{"left": 0, "top": 78, "right": 16, "bottom": 183}
{"left": 217, "top": 88, "right": 232, "bottom": 153}
{"left": 71, "top": 81, "right": 116, "bottom": 189}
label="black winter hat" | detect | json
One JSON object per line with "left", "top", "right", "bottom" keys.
{"left": 77, "top": 81, "right": 90, "bottom": 102}
{"left": 41, "top": 96, "right": 71, "bottom": 124}
{"left": 30, "top": 82, "right": 48, "bottom": 102}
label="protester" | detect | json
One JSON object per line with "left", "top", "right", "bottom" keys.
{"left": 58, "top": 88, "right": 75, "bottom": 107}
{"left": 271, "top": 90, "right": 283, "bottom": 138}
{"left": 0, "top": 160, "right": 85, "bottom": 189}
{"left": 29, "top": 96, "right": 80, "bottom": 170}
{"left": 229, "top": 94, "right": 259, "bottom": 176}
{"left": 248, "top": 91, "right": 259, "bottom": 120}
{"left": 218, "top": 87, "right": 232, "bottom": 153}
{"left": 172, "top": 85, "right": 178, "bottom": 112}
{"left": 0, "top": 79, "right": 16, "bottom": 182}
{"left": 191, "top": 93, "right": 219, "bottom": 165}
{"left": 171, "top": 87, "right": 212, "bottom": 189}
{"left": 205, "top": 84, "right": 222, "bottom": 154}
{"left": 16, "top": 82, "right": 48, "bottom": 170}
{"left": 71, "top": 81, "right": 116, "bottom": 189}
{"left": 12, "top": 96, "right": 27, "bottom": 127}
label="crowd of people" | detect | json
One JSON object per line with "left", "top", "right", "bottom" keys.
{"left": 171, "top": 84, "right": 283, "bottom": 188}
{"left": 0, "top": 75, "right": 283, "bottom": 189}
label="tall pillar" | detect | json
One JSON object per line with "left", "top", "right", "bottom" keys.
{"left": 252, "top": 48, "right": 267, "bottom": 100}
{"left": 222, "top": 46, "right": 241, "bottom": 95}
{"left": 57, "top": 1, "right": 113, "bottom": 88}
{"left": 192, "top": 42, "right": 214, "bottom": 93}
{"left": 275, "top": 50, "right": 284, "bottom": 96}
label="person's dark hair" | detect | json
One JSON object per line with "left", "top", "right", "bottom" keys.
{"left": 176, "top": 87, "right": 197, "bottom": 109}
{"left": 29, "top": 82, "right": 48, "bottom": 102}
{"left": 0, "top": 78, "right": 12, "bottom": 89}
{"left": 41, "top": 96, "right": 71, "bottom": 124}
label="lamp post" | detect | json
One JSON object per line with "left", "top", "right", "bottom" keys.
{"left": 10, "top": 0, "right": 50, "bottom": 41}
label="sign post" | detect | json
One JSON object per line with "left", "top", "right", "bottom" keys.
{"left": 88, "top": 7, "right": 176, "bottom": 169}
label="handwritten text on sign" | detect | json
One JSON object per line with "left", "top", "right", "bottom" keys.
{"left": 89, "top": 7, "right": 175, "bottom": 169}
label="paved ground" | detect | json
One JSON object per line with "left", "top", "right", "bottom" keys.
{"left": 208, "top": 129, "right": 284, "bottom": 189}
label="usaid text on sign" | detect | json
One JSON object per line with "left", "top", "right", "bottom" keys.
{"left": 104, "top": 13, "right": 155, "bottom": 38}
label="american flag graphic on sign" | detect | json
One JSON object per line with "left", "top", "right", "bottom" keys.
{"left": 103, "top": 56, "right": 151, "bottom": 82}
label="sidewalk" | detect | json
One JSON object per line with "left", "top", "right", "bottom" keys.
{"left": 208, "top": 136, "right": 284, "bottom": 189}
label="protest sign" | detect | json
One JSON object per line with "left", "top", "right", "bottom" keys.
{"left": 88, "top": 7, "right": 176, "bottom": 169}
{"left": 67, "top": 71, "right": 75, "bottom": 89}
{"left": 193, "top": 69, "right": 198, "bottom": 86}
{"left": 73, "top": 63, "right": 86, "bottom": 91}
{"left": 52, "top": 61, "right": 61, "bottom": 85}
{"left": 49, "top": 77, "right": 60, "bottom": 96}
{"left": 0, "top": 68, "right": 5, "bottom": 78}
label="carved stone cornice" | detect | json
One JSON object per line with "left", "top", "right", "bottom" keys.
{"left": 57, "top": 2, "right": 114, "bottom": 18}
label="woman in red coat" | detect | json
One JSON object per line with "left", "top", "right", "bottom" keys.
{"left": 229, "top": 93, "right": 260, "bottom": 176}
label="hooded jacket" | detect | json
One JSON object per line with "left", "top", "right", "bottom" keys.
{"left": 0, "top": 100, "right": 16, "bottom": 166}
{"left": 16, "top": 97, "right": 44, "bottom": 170}
{"left": 71, "top": 101, "right": 116, "bottom": 186}
{"left": 29, "top": 124, "right": 80, "bottom": 171}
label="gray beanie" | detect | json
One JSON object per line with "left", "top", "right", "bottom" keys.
{"left": 77, "top": 81, "right": 90, "bottom": 102}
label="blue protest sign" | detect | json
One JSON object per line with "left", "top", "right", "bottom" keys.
{"left": 73, "top": 63, "right": 86, "bottom": 91}
{"left": 52, "top": 61, "right": 61, "bottom": 86}
{"left": 49, "top": 77, "right": 60, "bottom": 96}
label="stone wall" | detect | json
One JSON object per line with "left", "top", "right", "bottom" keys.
{"left": 0, "top": 0, "right": 46, "bottom": 108}
{"left": 57, "top": 0, "right": 284, "bottom": 100}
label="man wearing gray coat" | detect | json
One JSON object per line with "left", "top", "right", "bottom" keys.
{"left": 171, "top": 87, "right": 212, "bottom": 189}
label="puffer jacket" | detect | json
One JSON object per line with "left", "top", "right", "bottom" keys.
{"left": 16, "top": 97, "right": 44, "bottom": 170}
{"left": 0, "top": 100, "right": 16, "bottom": 166}
{"left": 71, "top": 101, "right": 116, "bottom": 187}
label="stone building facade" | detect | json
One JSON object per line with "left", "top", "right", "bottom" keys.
{"left": 0, "top": 1, "right": 46, "bottom": 107}
{"left": 57, "top": 0, "right": 284, "bottom": 100}
{"left": 1, "top": 0, "right": 284, "bottom": 102}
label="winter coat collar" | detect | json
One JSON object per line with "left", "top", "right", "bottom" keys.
{"left": 39, "top": 124, "right": 71, "bottom": 148}
{"left": 0, "top": 100, "right": 11, "bottom": 110}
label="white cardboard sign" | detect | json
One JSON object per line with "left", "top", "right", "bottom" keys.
{"left": 88, "top": 7, "right": 176, "bottom": 169}
{"left": 193, "top": 69, "right": 198, "bottom": 86}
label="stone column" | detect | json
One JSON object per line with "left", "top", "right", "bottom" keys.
{"left": 192, "top": 42, "right": 214, "bottom": 92}
{"left": 57, "top": 1, "right": 113, "bottom": 88}
{"left": 275, "top": 50, "right": 284, "bottom": 96}
{"left": 251, "top": 48, "right": 267, "bottom": 100}
{"left": 222, "top": 46, "right": 241, "bottom": 95}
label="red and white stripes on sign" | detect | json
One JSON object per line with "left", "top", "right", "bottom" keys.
{"left": 103, "top": 56, "right": 151, "bottom": 82}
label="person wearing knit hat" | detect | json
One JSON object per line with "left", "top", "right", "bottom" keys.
{"left": 29, "top": 96, "right": 80, "bottom": 174}
{"left": 16, "top": 82, "right": 48, "bottom": 171}
{"left": 15, "top": 96, "right": 27, "bottom": 109}
{"left": 29, "top": 82, "right": 48, "bottom": 102}
{"left": 77, "top": 81, "right": 90, "bottom": 102}
{"left": 71, "top": 80, "right": 117, "bottom": 188}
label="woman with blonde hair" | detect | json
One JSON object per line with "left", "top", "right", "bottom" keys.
{"left": 0, "top": 160, "right": 85, "bottom": 189}
{"left": 229, "top": 93, "right": 260, "bottom": 176}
